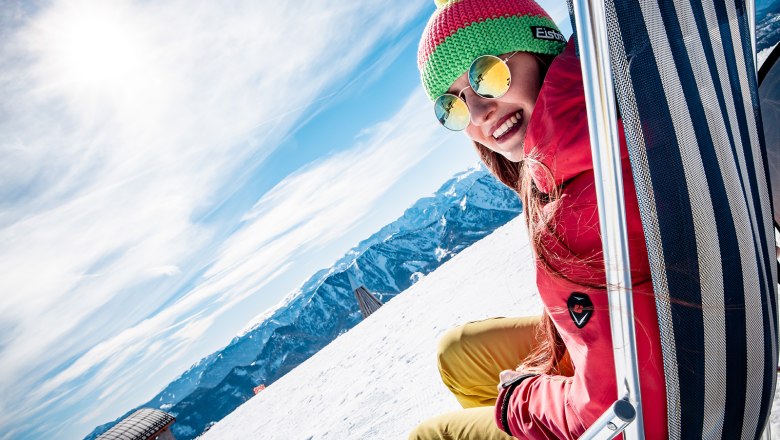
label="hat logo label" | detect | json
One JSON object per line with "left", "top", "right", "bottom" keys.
{"left": 532, "top": 26, "right": 566, "bottom": 43}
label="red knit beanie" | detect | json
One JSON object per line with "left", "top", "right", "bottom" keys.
{"left": 418, "top": 0, "right": 566, "bottom": 100}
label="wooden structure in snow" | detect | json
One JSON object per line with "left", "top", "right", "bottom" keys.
{"left": 346, "top": 268, "right": 384, "bottom": 319}
{"left": 354, "top": 286, "right": 383, "bottom": 319}
{"left": 96, "top": 408, "right": 176, "bottom": 440}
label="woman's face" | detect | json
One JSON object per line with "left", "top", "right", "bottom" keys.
{"left": 445, "top": 51, "right": 543, "bottom": 163}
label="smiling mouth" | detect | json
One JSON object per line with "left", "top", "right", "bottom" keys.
{"left": 492, "top": 111, "right": 522, "bottom": 141}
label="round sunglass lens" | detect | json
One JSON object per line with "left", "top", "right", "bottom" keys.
{"left": 469, "top": 55, "right": 511, "bottom": 99}
{"left": 434, "top": 94, "right": 469, "bottom": 131}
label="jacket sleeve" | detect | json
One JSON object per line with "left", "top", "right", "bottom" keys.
{"left": 494, "top": 372, "right": 588, "bottom": 439}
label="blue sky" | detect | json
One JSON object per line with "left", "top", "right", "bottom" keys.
{"left": 0, "top": 0, "right": 774, "bottom": 439}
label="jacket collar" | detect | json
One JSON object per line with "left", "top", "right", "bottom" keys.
{"left": 524, "top": 38, "right": 593, "bottom": 194}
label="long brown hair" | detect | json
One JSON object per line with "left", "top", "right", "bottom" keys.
{"left": 472, "top": 53, "right": 572, "bottom": 375}
{"left": 473, "top": 142, "right": 569, "bottom": 375}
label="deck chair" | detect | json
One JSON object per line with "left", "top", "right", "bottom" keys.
{"left": 562, "top": 0, "right": 780, "bottom": 439}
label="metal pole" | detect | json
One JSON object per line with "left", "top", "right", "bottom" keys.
{"left": 570, "top": 0, "right": 645, "bottom": 439}
{"left": 579, "top": 399, "right": 636, "bottom": 440}
{"left": 747, "top": 0, "right": 757, "bottom": 76}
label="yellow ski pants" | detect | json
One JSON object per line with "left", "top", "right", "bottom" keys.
{"left": 408, "top": 315, "right": 572, "bottom": 440}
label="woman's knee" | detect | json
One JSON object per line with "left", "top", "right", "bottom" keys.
{"left": 436, "top": 317, "right": 515, "bottom": 369}
{"left": 436, "top": 322, "right": 477, "bottom": 383}
{"left": 435, "top": 318, "right": 507, "bottom": 393}
{"left": 436, "top": 316, "right": 542, "bottom": 389}
{"left": 437, "top": 324, "right": 467, "bottom": 367}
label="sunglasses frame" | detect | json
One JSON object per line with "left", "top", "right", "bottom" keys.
{"left": 434, "top": 52, "right": 518, "bottom": 131}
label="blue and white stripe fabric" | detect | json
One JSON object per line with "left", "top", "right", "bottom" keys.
{"left": 569, "top": 0, "right": 778, "bottom": 438}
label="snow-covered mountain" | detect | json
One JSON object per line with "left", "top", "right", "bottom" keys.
{"left": 197, "top": 216, "right": 542, "bottom": 440}
{"left": 84, "top": 163, "right": 523, "bottom": 440}
{"left": 198, "top": 216, "right": 780, "bottom": 440}
{"left": 758, "top": 0, "right": 780, "bottom": 54}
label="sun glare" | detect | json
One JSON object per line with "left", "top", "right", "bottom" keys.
{"left": 36, "top": 3, "right": 151, "bottom": 94}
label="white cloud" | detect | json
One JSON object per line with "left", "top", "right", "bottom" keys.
{"left": 19, "top": 86, "right": 457, "bottom": 437}
{"left": 0, "top": 0, "right": 431, "bottom": 436}
{"left": 202, "top": 88, "right": 455, "bottom": 310}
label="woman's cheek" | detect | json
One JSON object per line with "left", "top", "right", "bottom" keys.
{"left": 464, "top": 126, "right": 484, "bottom": 145}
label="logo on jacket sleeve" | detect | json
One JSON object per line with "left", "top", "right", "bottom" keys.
{"left": 567, "top": 292, "right": 594, "bottom": 329}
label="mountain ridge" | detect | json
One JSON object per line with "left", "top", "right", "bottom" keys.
{"left": 84, "top": 163, "right": 523, "bottom": 440}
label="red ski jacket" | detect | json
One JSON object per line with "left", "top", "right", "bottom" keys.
{"left": 493, "top": 38, "right": 668, "bottom": 439}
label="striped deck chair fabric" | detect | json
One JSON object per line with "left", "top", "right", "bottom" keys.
{"left": 567, "top": 0, "right": 779, "bottom": 438}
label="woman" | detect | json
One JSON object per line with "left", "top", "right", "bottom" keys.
{"left": 410, "top": 0, "right": 667, "bottom": 438}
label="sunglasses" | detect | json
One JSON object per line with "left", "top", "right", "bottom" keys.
{"left": 434, "top": 52, "right": 517, "bottom": 131}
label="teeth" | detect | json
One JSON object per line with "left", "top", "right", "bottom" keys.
{"left": 493, "top": 112, "right": 522, "bottom": 139}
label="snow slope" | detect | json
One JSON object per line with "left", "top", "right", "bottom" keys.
{"left": 199, "top": 217, "right": 540, "bottom": 439}
{"left": 201, "top": 217, "right": 780, "bottom": 439}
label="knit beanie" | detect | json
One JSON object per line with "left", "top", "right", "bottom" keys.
{"left": 417, "top": 0, "right": 567, "bottom": 101}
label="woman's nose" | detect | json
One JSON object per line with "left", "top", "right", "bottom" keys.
{"left": 468, "top": 95, "right": 497, "bottom": 126}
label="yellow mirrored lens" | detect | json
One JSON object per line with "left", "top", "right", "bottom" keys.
{"left": 434, "top": 94, "right": 469, "bottom": 131}
{"left": 469, "top": 55, "right": 511, "bottom": 99}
